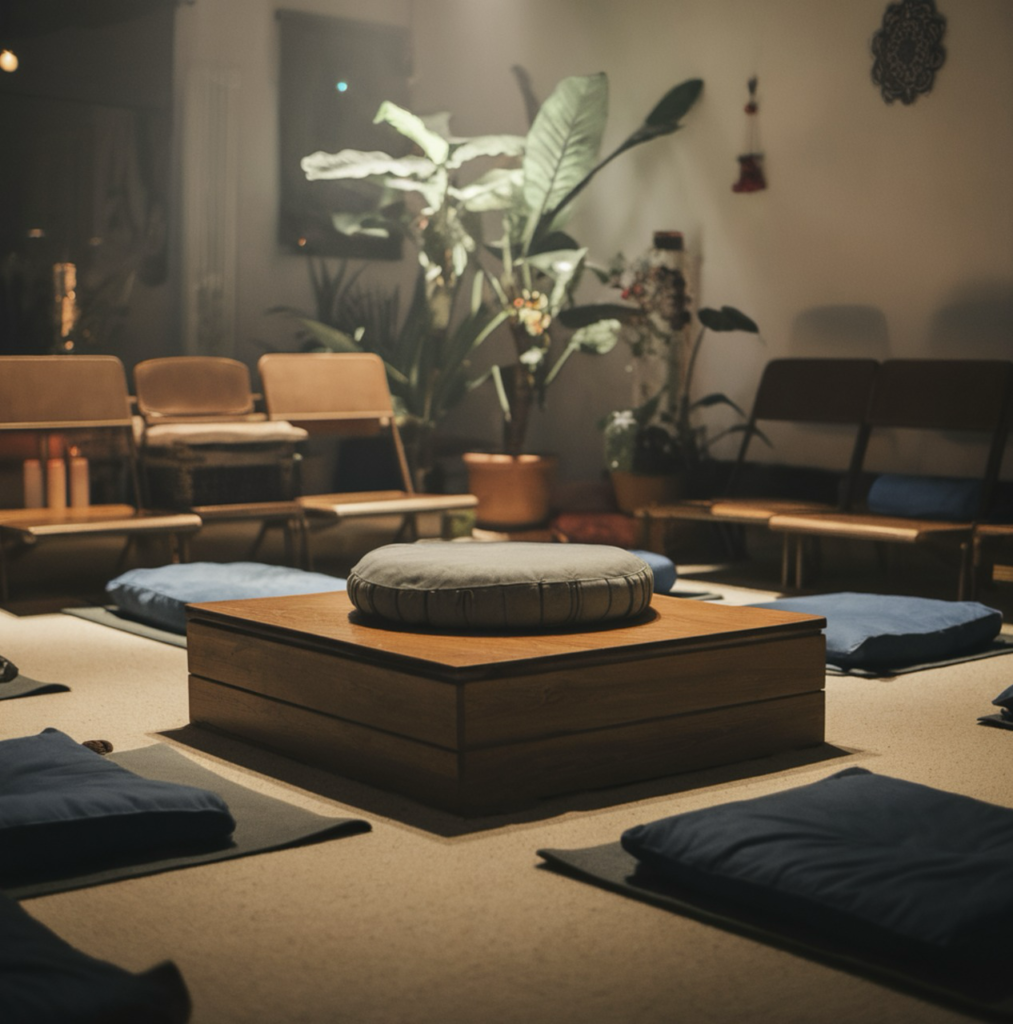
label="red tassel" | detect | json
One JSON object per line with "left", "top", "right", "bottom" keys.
{"left": 733, "top": 154, "right": 766, "bottom": 193}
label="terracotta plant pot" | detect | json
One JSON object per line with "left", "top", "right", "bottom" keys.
{"left": 609, "top": 470, "right": 684, "bottom": 514}
{"left": 463, "top": 452, "right": 558, "bottom": 529}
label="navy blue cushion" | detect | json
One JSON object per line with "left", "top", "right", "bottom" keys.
{"left": 106, "top": 561, "right": 347, "bottom": 634}
{"left": 0, "top": 729, "right": 235, "bottom": 878}
{"left": 753, "top": 592, "right": 1002, "bottom": 670}
{"left": 0, "top": 891, "right": 190, "bottom": 1023}
{"left": 629, "top": 549, "right": 677, "bottom": 593}
{"left": 866, "top": 474, "right": 980, "bottom": 520}
{"left": 621, "top": 767, "right": 1013, "bottom": 956}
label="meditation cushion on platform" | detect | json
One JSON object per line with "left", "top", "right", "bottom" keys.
{"left": 106, "top": 562, "right": 347, "bottom": 634}
{"left": 752, "top": 592, "right": 1001, "bottom": 671}
{"left": 0, "top": 729, "right": 235, "bottom": 879}
{"left": 346, "top": 542, "right": 654, "bottom": 629}
{"left": 621, "top": 767, "right": 1013, "bottom": 957}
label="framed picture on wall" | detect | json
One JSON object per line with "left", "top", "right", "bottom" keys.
{"left": 276, "top": 10, "right": 410, "bottom": 258}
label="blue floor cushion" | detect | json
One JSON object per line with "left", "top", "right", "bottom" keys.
{"left": 752, "top": 591, "right": 1002, "bottom": 670}
{"left": 0, "top": 890, "right": 191, "bottom": 1023}
{"left": 106, "top": 562, "right": 347, "bottom": 634}
{"left": 621, "top": 767, "right": 1013, "bottom": 957}
{"left": 629, "top": 549, "right": 677, "bottom": 593}
{"left": 0, "top": 729, "right": 236, "bottom": 879}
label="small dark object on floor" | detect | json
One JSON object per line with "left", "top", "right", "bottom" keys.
{"left": 82, "top": 740, "right": 114, "bottom": 755}
{"left": 0, "top": 656, "right": 18, "bottom": 683}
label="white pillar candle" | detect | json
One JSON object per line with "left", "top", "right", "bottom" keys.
{"left": 22, "top": 459, "right": 44, "bottom": 507}
{"left": 69, "top": 455, "right": 90, "bottom": 508}
{"left": 46, "top": 457, "right": 67, "bottom": 510}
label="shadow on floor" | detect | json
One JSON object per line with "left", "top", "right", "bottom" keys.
{"left": 159, "top": 723, "right": 858, "bottom": 839}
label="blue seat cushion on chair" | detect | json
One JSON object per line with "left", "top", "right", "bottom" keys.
{"left": 0, "top": 729, "right": 235, "bottom": 879}
{"left": 621, "top": 767, "right": 1013, "bottom": 958}
{"left": 629, "top": 549, "right": 677, "bottom": 593}
{"left": 866, "top": 474, "right": 981, "bottom": 520}
{"left": 752, "top": 592, "right": 1002, "bottom": 670}
{"left": 106, "top": 561, "right": 347, "bottom": 634}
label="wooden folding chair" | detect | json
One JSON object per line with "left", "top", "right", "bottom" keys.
{"left": 639, "top": 358, "right": 880, "bottom": 582}
{"left": 257, "top": 352, "right": 477, "bottom": 567}
{"left": 0, "top": 355, "right": 201, "bottom": 601}
{"left": 134, "top": 356, "right": 308, "bottom": 566}
{"left": 768, "top": 359, "right": 1013, "bottom": 599}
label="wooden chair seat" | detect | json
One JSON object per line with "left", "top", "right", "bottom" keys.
{"left": 769, "top": 511, "right": 974, "bottom": 544}
{"left": 650, "top": 497, "right": 837, "bottom": 525}
{"left": 0, "top": 506, "right": 202, "bottom": 541}
{"left": 299, "top": 491, "right": 478, "bottom": 521}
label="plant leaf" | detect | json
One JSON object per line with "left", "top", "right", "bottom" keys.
{"left": 452, "top": 168, "right": 524, "bottom": 212}
{"left": 690, "top": 392, "right": 748, "bottom": 418}
{"left": 522, "top": 74, "right": 608, "bottom": 246}
{"left": 446, "top": 134, "right": 526, "bottom": 169}
{"left": 539, "top": 78, "right": 702, "bottom": 229}
{"left": 374, "top": 101, "right": 450, "bottom": 164}
{"left": 296, "top": 319, "right": 361, "bottom": 353}
{"left": 697, "top": 306, "right": 759, "bottom": 333}
{"left": 624, "top": 78, "right": 704, "bottom": 146}
{"left": 301, "top": 149, "right": 435, "bottom": 182}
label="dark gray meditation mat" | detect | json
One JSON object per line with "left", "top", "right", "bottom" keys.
{"left": 62, "top": 605, "right": 188, "bottom": 648}
{"left": 5, "top": 744, "right": 370, "bottom": 900}
{"left": 537, "top": 842, "right": 1013, "bottom": 1021}
{"left": 0, "top": 674, "right": 71, "bottom": 700}
{"left": 826, "top": 633, "right": 1013, "bottom": 677}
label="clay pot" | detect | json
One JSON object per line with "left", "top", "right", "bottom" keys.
{"left": 462, "top": 452, "right": 558, "bottom": 529}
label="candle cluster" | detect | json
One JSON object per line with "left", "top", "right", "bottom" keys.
{"left": 22, "top": 449, "right": 89, "bottom": 510}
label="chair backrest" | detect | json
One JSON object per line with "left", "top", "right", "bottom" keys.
{"left": 134, "top": 357, "right": 257, "bottom": 422}
{"left": 0, "top": 355, "right": 133, "bottom": 430}
{"left": 0, "top": 354, "right": 142, "bottom": 505}
{"left": 853, "top": 358, "right": 1013, "bottom": 516}
{"left": 258, "top": 352, "right": 396, "bottom": 427}
{"left": 258, "top": 352, "right": 412, "bottom": 491}
{"left": 728, "top": 358, "right": 880, "bottom": 499}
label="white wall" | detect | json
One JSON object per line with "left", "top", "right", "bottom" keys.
{"left": 177, "top": 0, "right": 1013, "bottom": 481}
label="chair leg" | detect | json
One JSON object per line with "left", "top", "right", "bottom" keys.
{"left": 958, "top": 539, "right": 974, "bottom": 601}
{"left": 780, "top": 534, "right": 793, "bottom": 591}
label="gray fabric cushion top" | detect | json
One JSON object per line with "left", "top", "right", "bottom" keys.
{"left": 346, "top": 542, "right": 654, "bottom": 629}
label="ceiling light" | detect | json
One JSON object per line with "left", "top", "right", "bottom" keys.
{"left": 0, "top": 49, "right": 18, "bottom": 73}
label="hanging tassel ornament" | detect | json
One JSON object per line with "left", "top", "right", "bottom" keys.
{"left": 733, "top": 77, "right": 767, "bottom": 193}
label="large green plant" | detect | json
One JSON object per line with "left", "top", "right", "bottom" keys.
{"left": 300, "top": 72, "right": 703, "bottom": 458}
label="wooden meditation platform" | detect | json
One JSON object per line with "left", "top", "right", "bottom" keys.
{"left": 186, "top": 591, "right": 827, "bottom": 814}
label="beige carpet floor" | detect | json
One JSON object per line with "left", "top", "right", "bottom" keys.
{"left": 2, "top": 559, "right": 1013, "bottom": 1024}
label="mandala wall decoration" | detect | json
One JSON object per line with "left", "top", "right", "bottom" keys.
{"left": 871, "top": 0, "right": 947, "bottom": 105}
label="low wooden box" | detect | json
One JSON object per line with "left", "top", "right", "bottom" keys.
{"left": 186, "top": 592, "right": 826, "bottom": 815}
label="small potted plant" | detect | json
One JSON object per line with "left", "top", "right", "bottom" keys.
{"left": 602, "top": 237, "right": 763, "bottom": 512}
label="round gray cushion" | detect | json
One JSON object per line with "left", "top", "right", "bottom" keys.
{"left": 346, "top": 542, "right": 654, "bottom": 629}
